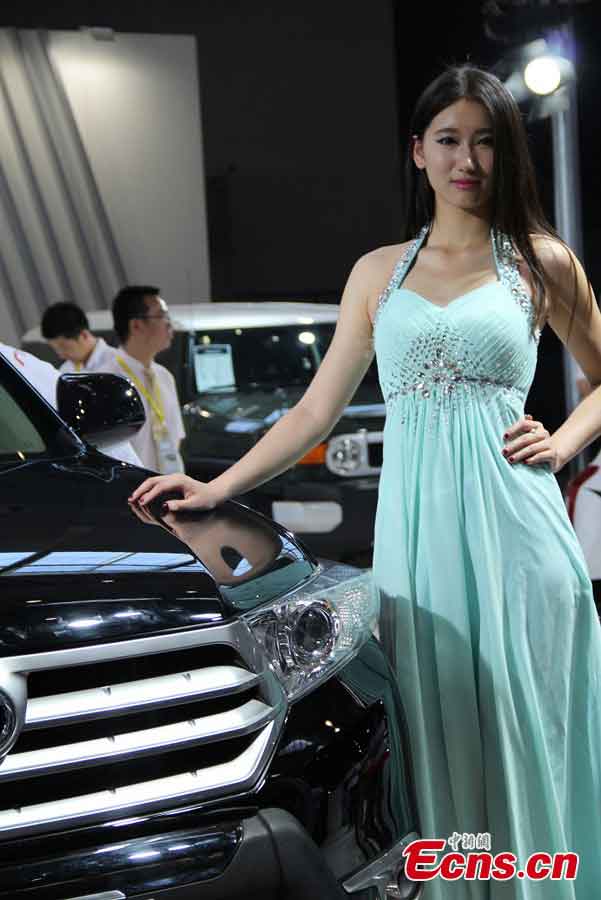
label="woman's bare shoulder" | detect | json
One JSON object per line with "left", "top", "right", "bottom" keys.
{"left": 529, "top": 233, "right": 593, "bottom": 318}
{"left": 362, "top": 240, "right": 414, "bottom": 266}
{"left": 352, "top": 241, "right": 414, "bottom": 289}
{"left": 347, "top": 243, "right": 413, "bottom": 324}
{"left": 529, "top": 233, "right": 578, "bottom": 274}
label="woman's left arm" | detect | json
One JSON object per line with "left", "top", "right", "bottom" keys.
{"left": 519, "top": 240, "right": 601, "bottom": 471}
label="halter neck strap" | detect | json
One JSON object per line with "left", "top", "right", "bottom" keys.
{"left": 373, "top": 223, "right": 536, "bottom": 334}
{"left": 373, "top": 224, "right": 429, "bottom": 328}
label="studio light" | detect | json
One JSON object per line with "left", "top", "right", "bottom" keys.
{"left": 524, "top": 56, "right": 561, "bottom": 95}
{"left": 496, "top": 39, "right": 575, "bottom": 115}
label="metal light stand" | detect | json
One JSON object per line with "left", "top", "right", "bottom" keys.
{"left": 551, "top": 21, "right": 587, "bottom": 475}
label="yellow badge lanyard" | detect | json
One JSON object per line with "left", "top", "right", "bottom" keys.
{"left": 116, "top": 356, "right": 166, "bottom": 426}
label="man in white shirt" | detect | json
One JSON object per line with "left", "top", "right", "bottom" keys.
{"left": 103, "top": 285, "right": 186, "bottom": 473}
{"left": 38, "top": 302, "right": 142, "bottom": 466}
{"left": 41, "top": 303, "right": 115, "bottom": 373}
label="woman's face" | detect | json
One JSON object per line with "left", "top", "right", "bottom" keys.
{"left": 413, "top": 98, "right": 494, "bottom": 214}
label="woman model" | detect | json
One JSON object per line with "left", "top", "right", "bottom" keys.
{"left": 131, "top": 66, "right": 601, "bottom": 897}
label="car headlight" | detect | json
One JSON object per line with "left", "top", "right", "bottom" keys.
{"left": 326, "top": 434, "right": 364, "bottom": 475}
{"left": 246, "top": 563, "right": 379, "bottom": 701}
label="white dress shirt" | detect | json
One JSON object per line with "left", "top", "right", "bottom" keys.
{"left": 58, "top": 337, "right": 141, "bottom": 466}
{"left": 103, "top": 348, "right": 186, "bottom": 473}
{"left": 59, "top": 337, "right": 116, "bottom": 373}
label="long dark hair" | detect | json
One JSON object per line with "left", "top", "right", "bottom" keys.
{"left": 401, "top": 64, "right": 585, "bottom": 334}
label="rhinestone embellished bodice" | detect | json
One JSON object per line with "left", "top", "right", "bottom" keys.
{"left": 373, "top": 226, "right": 539, "bottom": 428}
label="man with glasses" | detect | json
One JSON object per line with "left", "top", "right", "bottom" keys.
{"left": 104, "top": 285, "right": 185, "bottom": 473}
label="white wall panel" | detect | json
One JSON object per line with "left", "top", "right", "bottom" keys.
{"left": 0, "top": 28, "right": 210, "bottom": 348}
{"left": 49, "top": 31, "right": 211, "bottom": 305}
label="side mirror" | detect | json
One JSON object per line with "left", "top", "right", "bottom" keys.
{"left": 57, "top": 373, "right": 146, "bottom": 447}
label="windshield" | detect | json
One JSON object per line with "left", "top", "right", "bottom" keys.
{"left": 0, "top": 383, "right": 46, "bottom": 456}
{"left": 192, "top": 324, "right": 380, "bottom": 392}
{"left": 0, "top": 358, "right": 77, "bottom": 467}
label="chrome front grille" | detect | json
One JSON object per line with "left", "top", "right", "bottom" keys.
{"left": 0, "top": 622, "right": 286, "bottom": 839}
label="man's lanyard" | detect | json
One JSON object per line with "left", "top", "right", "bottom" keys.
{"left": 116, "top": 356, "right": 165, "bottom": 425}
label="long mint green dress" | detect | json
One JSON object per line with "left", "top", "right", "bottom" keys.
{"left": 373, "top": 226, "right": 601, "bottom": 898}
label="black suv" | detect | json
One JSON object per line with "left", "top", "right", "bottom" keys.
{"left": 0, "top": 353, "right": 420, "bottom": 899}
{"left": 23, "top": 302, "right": 385, "bottom": 562}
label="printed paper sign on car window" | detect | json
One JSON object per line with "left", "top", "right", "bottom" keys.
{"left": 193, "top": 344, "right": 236, "bottom": 392}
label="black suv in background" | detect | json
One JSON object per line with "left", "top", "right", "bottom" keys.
{"left": 0, "top": 354, "right": 420, "bottom": 899}
{"left": 23, "top": 302, "right": 386, "bottom": 562}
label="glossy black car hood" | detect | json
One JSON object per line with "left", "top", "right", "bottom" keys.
{"left": 0, "top": 453, "right": 314, "bottom": 655}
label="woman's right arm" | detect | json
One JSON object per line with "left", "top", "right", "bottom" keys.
{"left": 130, "top": 251, "right": 384, "bottom": 511}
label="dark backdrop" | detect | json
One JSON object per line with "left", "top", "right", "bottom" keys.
{"left": 3, "top": 0, "right": 601, "bottom": 441}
